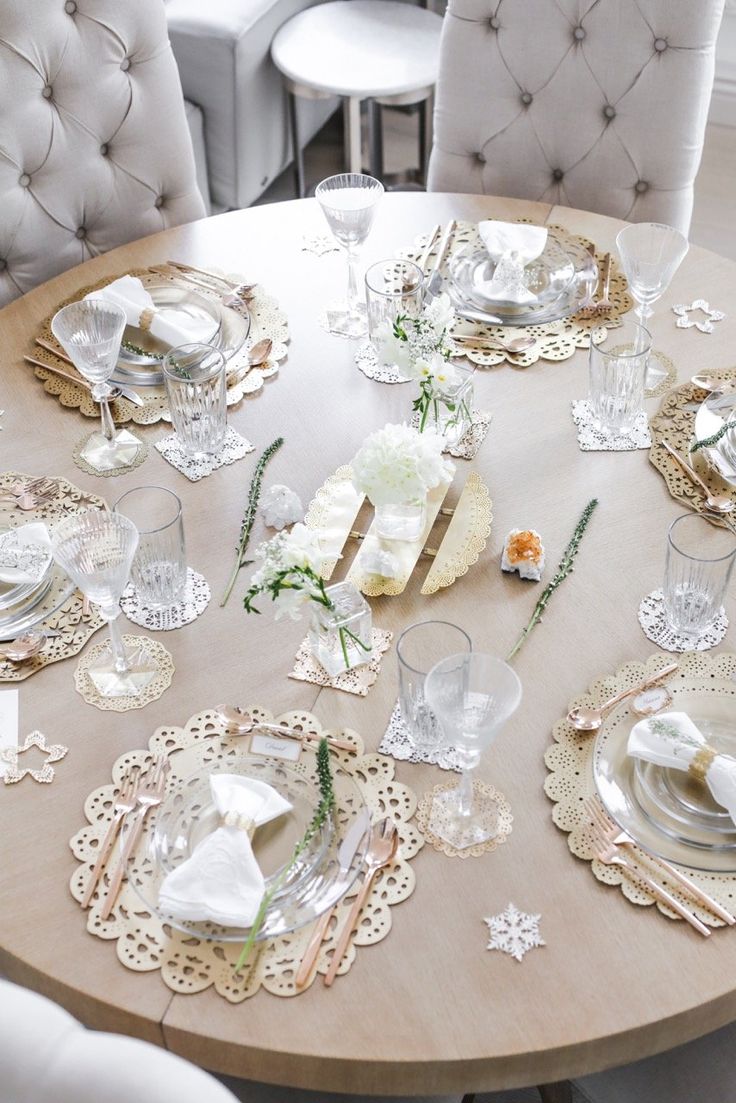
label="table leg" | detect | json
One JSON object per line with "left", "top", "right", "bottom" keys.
{"left": 288, "top": 91, "right": 306, "bottom": 199}
{"left": 368, "top": 99, "right": 384, "bottom": 181}
{"left": 344, "top": 96, "right": 363, "bottom": 175}
{"left": 420, "top": 91, "right": 434, "bottom": 184}
{"left": 537, "top": 1081, "right": 573, "bottom": 1103}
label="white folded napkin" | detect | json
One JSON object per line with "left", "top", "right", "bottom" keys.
{"left": 0, "top": 523, "right": 52, "bottom": 585}
{"left": 86, "top": 275, "right": 214, "bottom": 349}
{"left": 477, "top": 221, "right": 548, "bottom": 304}
{"left": 628, "top": 710, "right": 736, "bottom": 823}
{"left": 158, "top": 774, "right": 292, "bottom": 927}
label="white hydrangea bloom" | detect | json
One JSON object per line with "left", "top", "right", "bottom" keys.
{"left": 352, "top": 423, "right": 455, "bottom": 506}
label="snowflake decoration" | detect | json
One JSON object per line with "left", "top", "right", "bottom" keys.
{"left": 672, "top": 300, "right": 726, "bottom": 334}
{"left": 484, "top": 902, "right": 545, "bottom": 962}
{"left": 301, "top": 234, "right": 339, "bottom": 256}
{"left": 0, "top": 730, "right": 69, "bottom": 785}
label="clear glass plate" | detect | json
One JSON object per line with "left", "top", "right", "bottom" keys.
{"left": 130, "top": 755, "right": 370, "bottom": 942}
{"left": 0, "top": 564, "right": 75, "bottom": 641}
{"left": 593, "top": 679, "right": 736, "bottom": 871}
{"left": 693, "top": 391, "right": 736, "bottom": 486}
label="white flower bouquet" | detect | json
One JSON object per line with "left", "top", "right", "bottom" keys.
{"left": 352, "top": 423, "right": 455, "bottom": 507}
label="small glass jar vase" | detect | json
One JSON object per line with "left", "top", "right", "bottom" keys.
{"left": 421, "top": 369, "right": 474, "bottom": 447}
{"left": 308, "top": 581, "right": 373, "bottom": 677}
{"left": 374, "top": 498, "right": 427, "bottom": 541}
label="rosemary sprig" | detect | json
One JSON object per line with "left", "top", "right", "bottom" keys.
{"left": 690, "top": 417, "right": 736, "bottom": 454}
{"left": 121, "top": 338, "right": 164, "bottom": 361}
{"left": 220, "top": 437, "right": 284, "bottom": 606}
{"left": 506, "top": 499, "right": 599, "bottom": 661}
{"left": 234, "top": 737, "right": 335, "bottom": 974}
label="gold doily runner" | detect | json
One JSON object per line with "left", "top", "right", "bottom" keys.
{"left": 398, "top": 222, "right": 634, "bottom": 368}
{"left": 545, "top": 651, "right": 736, "bottom": 927}
{"left": 0, "top": 473, "right": 106, "bottom": 681}
{"left": 649, "top": 371, "right": 736, "bottom": 525}
{"left": 416, "top": 780, "right": 513, "bottom": 859}
{"left": 69, "top": 707, "right": 422, "bottom": 1000}
{"left": 30, "top": 268, "right": 289, "bottom": 426}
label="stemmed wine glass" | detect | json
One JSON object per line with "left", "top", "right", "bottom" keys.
{"left": 615, "top": 223, "right": 689, "bottom": 389}
{"left": 315, "top": 173, "right": 384, "bottom": 338}
{"left": 51, "top": 299, "right": 143, "bottom": 472}
{"left": 424, "top": 652, "right": 522, "bottom": 850}
{"left": 52, "top": 511, "right": 157, "bottom": 697}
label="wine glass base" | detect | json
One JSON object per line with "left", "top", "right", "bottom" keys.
{"left": 81, "top": 429, "right": 143, "bottom": 473}
{"left": 644, "top": 349, "right": 675, "bottom": 394}
{"left": 324, "top": 303, "right": 368, "bottom": 339}
{"left": 86, "top": 639, "right": 159, "bottom": 698}
{"left": 428, "top": 782, "right": 499, "bottom": 851}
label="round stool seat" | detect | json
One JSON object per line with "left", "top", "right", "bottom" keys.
{"left": 271, "top": 0, "right": 443, "bottom": 101}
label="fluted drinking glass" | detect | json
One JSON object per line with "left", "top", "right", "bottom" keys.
{"left": 397, "top": 621, "right": 472, "bottom": 754}
{"left": 663, "top": 514, "right": 736, "bottom": 642}
{"left": 162, "top": 343, "right": 227, "bottom": 458}
{"left": 51, "top": 299, "right": 143, "bottom": 472}
{"left": 113, "top": 486, "right": 187, "bottom": 608}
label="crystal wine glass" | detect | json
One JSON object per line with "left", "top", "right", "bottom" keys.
{"left": 424, "top": 652, "right": 522, "bottom": 850}
{"left": 615, "top": 223, "right": 689, "bottom": 389}
{"left": 51, "top": 299, "right": 143, "bottom": 472}
{"left": 52, "top": 511, "right": 158, "bottom": 697}
{"left": 315, "top": 173, "right": 384, "bottom": 338}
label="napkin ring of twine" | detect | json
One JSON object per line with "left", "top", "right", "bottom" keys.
{"left": 223, "top": 809, "right": 256, "bottom": 835}
{"left": 688, "top": 745, "right": 717, "bottom": 784}
{"left": 138, "top": 308, "right": 155, "bottom": 332}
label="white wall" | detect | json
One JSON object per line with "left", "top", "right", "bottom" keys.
{"left": 712, "top": 0, "right": 736, "bottom": 125}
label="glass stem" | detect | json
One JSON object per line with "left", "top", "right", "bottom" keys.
{"left": 102, "top": 610, "right": 129, "bottom": 673}
{"left": 346, "top": 246, "right": 360, "bottom": 319}
{"left": 92, "top": 386, "right": 116, "bottom": 442}
{"left": 457, "top": 766, "right": 475, "bottom": 817}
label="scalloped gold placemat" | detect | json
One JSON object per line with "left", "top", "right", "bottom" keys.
{"left": 545, "top": 651, "right": 736, "bottom": 927}
{"left": 69, "top": 706, "right": 423, "bottom": 1000}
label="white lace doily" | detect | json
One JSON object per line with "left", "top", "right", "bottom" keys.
{"left": 120, "top": 569, "right": 210, "bottom": 631}
{"left": 379, "top": 701, "right": 462, "bottom": 772}
{"left": 408, "top": 409, "right": 492, "bottom": 460}
{"left": 484, "top": 903, "right": 545, "bottom": 962}
{"left": 638, "top": 589, "right": 728, "bottom": 652}
{"left": 571, "top": 399, "right": 652, "bottom": 451}
{"left": 74, "top": 635, "right": 175, "bottom": 711}
{"left": 354, "top": 341, "right": 410, "bottom": 383}
{"left": 288, "top": 628, "right": 393, "bottom": 696}
{"left": 155, "top": 427, "right": 254, "bottom": 481}
{"left": 72, "top": 430, "right": 149, "bottom": 476}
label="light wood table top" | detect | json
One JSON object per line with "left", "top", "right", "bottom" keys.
{"left": 2, "top": 194, "right": 736, "bottom": 1096}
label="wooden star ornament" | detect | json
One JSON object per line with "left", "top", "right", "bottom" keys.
{"left": 0, "top": 730, "right": 69, "bottom": 785}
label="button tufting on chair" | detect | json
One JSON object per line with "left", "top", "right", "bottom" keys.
{"left": 573, "top": 26, "right": 586, "bottom": 40}
{"left": 0, "top": 0, "right": 205, "bottom": 306}
{"left": 154, "top": 195, "right": 164, "bottom": 208}
{"left": 489, "top": 16, "right": 500, "bottom": 29}
{"left": 520, "top": 91, "right": 533, "bottom": 105}
{"left": 0, "top": 259, "right": 7, "bottom": 271}
{"left": 654, "top": 37, "right": 668, "bottom": 51}
{"left": 603, "top": 104, "right": 616, "bottom": 120}
{"left": 635, "top": 180, "right": 649, "bottom": 193}
{"left": 552, "top": 168, "right": 563, "bottom": 181}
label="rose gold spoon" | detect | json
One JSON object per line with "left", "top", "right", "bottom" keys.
{"left": 691, "top": 374, "right": 736, "bottom": 395}
{"left": 661, "top": 440, "right": 734, "bottom": 515}
{"left": 216, "top": 704, "right": 356, "bottom": 753}
{"left": 567, "top": 661, "right": 679, "bottom": 732}
{"left": 0, "top": 629, "right": 58, "bottom": 662}
{"left": 247, "top": 338, "right": 273, "bottom": 367}
{"left": 451, "top": 333, "right": 536, "bottom": 354}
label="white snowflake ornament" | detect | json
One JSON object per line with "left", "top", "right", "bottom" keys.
{"left": 259, "top": 485, "right": 303, "bottom": 531}
{"left": 672, "top": 300, "right": 726, "bottom": 334}
{"left": 484, "top": 902, "right": 544, "bottom": 962}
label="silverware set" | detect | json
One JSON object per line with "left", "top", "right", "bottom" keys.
{"left": 0, "top": 477, "right": 59, "bottom": 511}
{"left": 580, "top": 250, "right": 613, "bottom": 315}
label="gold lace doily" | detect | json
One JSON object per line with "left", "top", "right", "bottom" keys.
{"left": 71, "top": 430, "right": 149, "bottom": 478}
{"left": 73, "top": 634, "right": 174, "bottom": 711}
{"left": 0, "top": 473, "right": 106, "bottom": 680}
{"left": 416, "top": 780, "right": 513, "bottom": 859}
{"left": 289, "top": 627, "right": 393, "bottom": 696}
{"left": 649, "top": 370, "right": 736, "bottom": 525}
{"left": 398, "top": 222, "right": 634, "bottom": 369}
{"left": 32, "top": 269, "right": 289, "bottom": 426}
{"left": 68, "top": 706, "right": 422, "bottom": 1000}
{"left": 545, "top": 651, "right": 736, "bottom": 926}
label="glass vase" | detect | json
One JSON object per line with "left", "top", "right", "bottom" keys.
{"left": 420, "top": 371, "right": 474, "bottom": 447}
{"left": 308, "top": 581, "right": 373, "bottom": 677}
{"left": 374, "top": 498, "right": 427, "bottom": 541}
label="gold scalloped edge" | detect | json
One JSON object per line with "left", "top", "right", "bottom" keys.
{"left": 304, "top": 464, "right": 363, "bottom": 580}
{"left": 421, "top": 472, "right": 492, "bottom": 594}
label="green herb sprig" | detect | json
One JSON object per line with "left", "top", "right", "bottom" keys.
{"left": 220, "top": 437, "right": 284, "bottom": 606}
{"left": 690, "top": 418, "right": 736, "bottom": 454}
{"left": 121, "top": 339, "right": 165, "bottom": 361}
{"left": 234, "top": 737, "right": 335, "bottom": 974}
{"left": 506, "top": 499, "right": 598, "bottom": 661}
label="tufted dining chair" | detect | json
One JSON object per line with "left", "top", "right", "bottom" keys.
{"left": 427, "top": 0, "right": 725, "bottom": 234}
{"left": 0, "top": 0, "right": 206, "bottom": 307}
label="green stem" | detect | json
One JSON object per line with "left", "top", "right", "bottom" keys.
{"left": 221, "top": 437, "right": 284, "bottom": 606}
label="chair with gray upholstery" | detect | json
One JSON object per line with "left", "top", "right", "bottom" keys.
{"left": 428, "top": 0, "right": 724, "bottom": 234}
{"left": 0, "top": 0, "right": 206, "bottom": 307}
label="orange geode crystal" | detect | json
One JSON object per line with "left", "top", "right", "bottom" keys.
{"left": 506, "top": 530, "right": 543, "bottom": 565}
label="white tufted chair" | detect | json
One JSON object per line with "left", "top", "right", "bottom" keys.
{"left": 0, "top": 0, "right": 206, "bottom": 307}
{"left": 427, "top": 0, "right": 725, "bottom": 234}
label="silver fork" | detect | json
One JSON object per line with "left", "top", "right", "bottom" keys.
{"left": 587, "top": 819, "right": 711, "bottom": 936}
{"left": 585, "top": 797, "right": 734, "bottom": 925}
{"left": 81, "top": 767, "right": 140, "bottom": 908}
{"left": 100, "top": 756, "right": 169, "bottom": 919}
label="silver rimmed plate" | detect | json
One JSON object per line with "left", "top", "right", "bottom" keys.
{"left": 593, "top": 678, "right": 736, "bottom": 872}
{"left": 0, "top": 563, "right": 75, "bottom": 641}
{"left": 131, "top": 755, "right": 369, "bottom": 942}
{"left": 693, "top": 390, "right": 736, "bottom": 486}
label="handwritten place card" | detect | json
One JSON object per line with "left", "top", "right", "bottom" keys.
{"left": 0, "top": 689, "right": 19, "bottom": 777}
{"left": 249, "top": 732, "right": 301, "bottom": 762}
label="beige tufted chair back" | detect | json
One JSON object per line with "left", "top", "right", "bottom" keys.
{"left": 0, "top": 0, "right": 206, "bottom": 307}
{"left": 427, "top": 0, "right": 724, "bottom": 234}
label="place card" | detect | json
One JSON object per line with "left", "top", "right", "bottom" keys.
{"left": 249, "top": 732, "right": 302, "bottom": 762}
{"left": 0, "top": 689, "right": 19, "bottom": 777}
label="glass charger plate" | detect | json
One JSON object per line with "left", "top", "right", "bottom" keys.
{"left": 0, "top": 563, "right": 75, "bottom": 640}
{"left": 693, "top": 391, "right": 736, "bottom": 486}
{"left": 593, "top": 678, "right": 736, "bottom": 871}
{"left": 111, "top": 279, "right": 250, "bottom": 387}
{"left": 131, "top": 754, "right": 370, "bottom": 942}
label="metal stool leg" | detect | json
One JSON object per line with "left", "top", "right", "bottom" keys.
{"left": 420, "top": 90, "right": 434, "bottom": 185}
{"left": 538, "top": 1081, "right": 573, "bottom": 1103}
{"left": 344, "top": 95, "right": 363, "bottom": 174}
{"left": 368, "top": 99, "right": 384, "bottom": 181}
{"left": 288, "top": 91, "right": 306, "bottom": 198}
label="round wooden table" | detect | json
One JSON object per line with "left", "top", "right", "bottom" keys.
{"left": 2, "top": 194, "right": 736, "bottom": 1096}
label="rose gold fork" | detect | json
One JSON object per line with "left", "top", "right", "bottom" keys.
{"left": 100, "top": 756, "right": 169, "bottom": 919}
{"left": 592, "top": 253, "right": 613, "bottom": 313}
{"left": 588, "top": 820, "right": 710, "bottom": 936}
{"left": 81, "top": 767, "right": 140, "bottom": 908}
{"left": 584, "top": 797, "right": 735, "bottom": 925}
